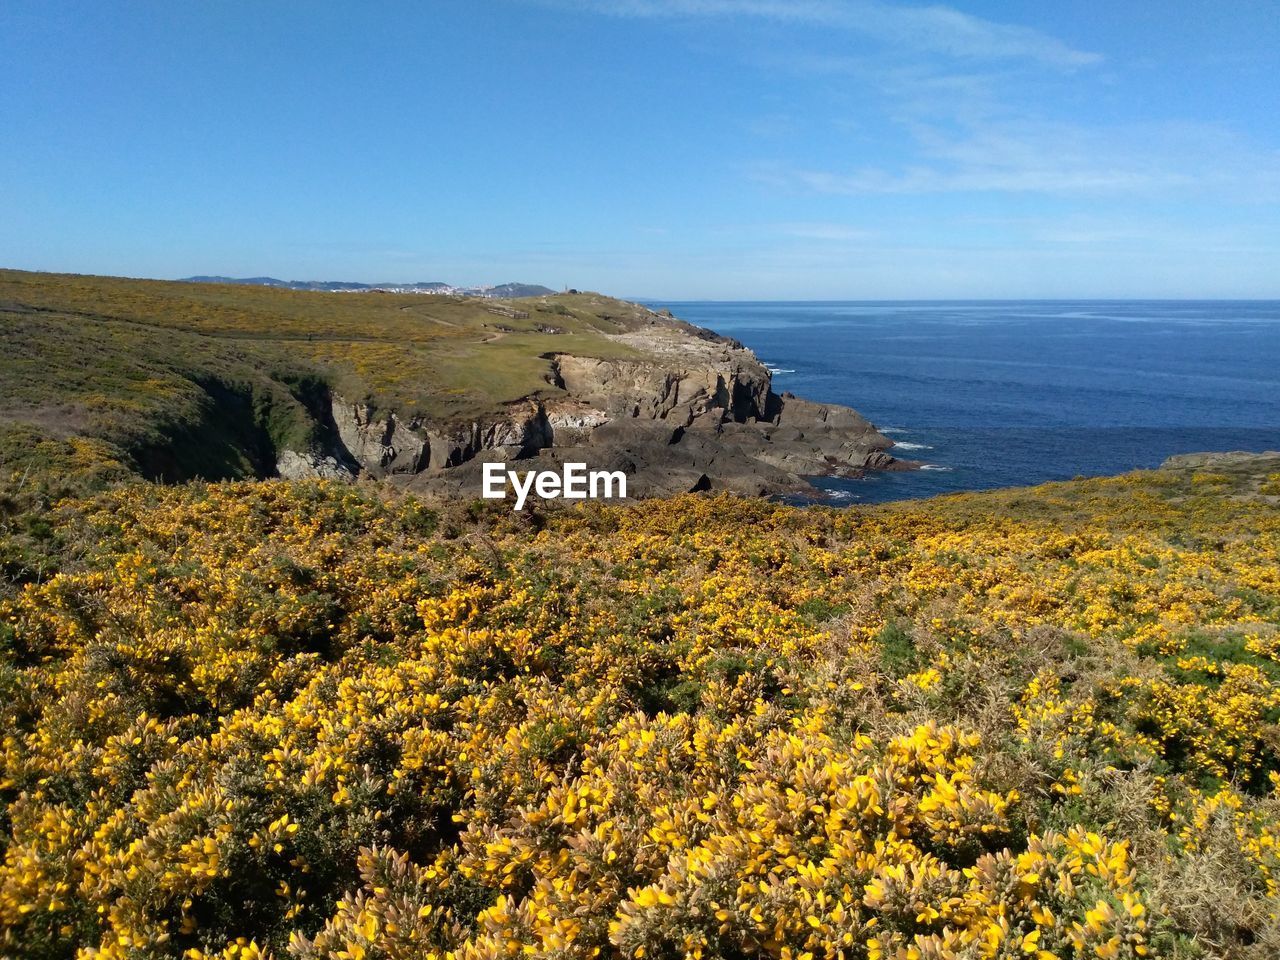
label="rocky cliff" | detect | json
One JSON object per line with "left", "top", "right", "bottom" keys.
{"left": 1, "top": 271, "right": 908, "bottom": 499}
{"left": 277, "top": 304, "right": 908, "bottom": 498}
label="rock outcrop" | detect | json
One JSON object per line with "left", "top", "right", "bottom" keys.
{"left": 332, "top": 400, "right": 429, "bottom": 475}
{"left": 277, "top": 304, "right": 910, "bottom": 498}
{"left": 1161, "top": 450, "right": 1280, "bottom": 472}
{"left": 276, "top": 450, "right": 358, "bottom": 482}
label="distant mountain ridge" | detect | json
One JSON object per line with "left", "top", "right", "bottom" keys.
{"left": 181, "top": 276, "right": 556, "bottom": 298}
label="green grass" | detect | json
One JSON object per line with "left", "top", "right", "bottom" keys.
{"left": 0, "top": 270, "right": 646, "bottom": 418}
{"left": 0, "top": 269, "right": 658, "bottom": 488}
{"left": 876, "top": 621, "right": 919, "bottom": 676}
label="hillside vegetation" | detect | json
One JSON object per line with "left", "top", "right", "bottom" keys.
{"left": 2, "top": 453, "right": 1280, "bottom": 958}
{"left": 0, "top": 269, "right": 648, "bottom": 489}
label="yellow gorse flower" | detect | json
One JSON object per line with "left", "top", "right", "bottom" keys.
{"left": 0, "top": 468, "right": 1276, "bottom": 957}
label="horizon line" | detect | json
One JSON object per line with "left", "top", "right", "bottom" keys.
{"left": 4, "top": 267, "right": 1279, "bottom": 303}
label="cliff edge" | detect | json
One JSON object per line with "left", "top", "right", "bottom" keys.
{"left": 281, "top": 299, "right": 904, "bottom": 497}
{"left": 0, "top": 270, "right": 905, "bottom": 498}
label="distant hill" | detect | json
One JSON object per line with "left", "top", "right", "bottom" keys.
{"left": 483, "top": 282, "right": 558, "bottom": 298}
{"left": 180, "top": 276, "right": 555, "bottom": 298}
{"left": 0, "top": 269, "right": 673, "bottom": 490}
{"left": 0, "top": 268, "right": 896, "bottom": 499}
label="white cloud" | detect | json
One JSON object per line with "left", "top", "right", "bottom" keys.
{"left": 547, "top": 0, "right": 1100, "bottom": 68}
{"left": 752, "top": 119, "right": 1280, "bottom": 199}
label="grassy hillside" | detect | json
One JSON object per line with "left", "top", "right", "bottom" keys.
{"left": 1, "top": 458, "right": 1279, "bottom": 958}
{"left": 0, "top": 269, "right": 648, "bottom": 490}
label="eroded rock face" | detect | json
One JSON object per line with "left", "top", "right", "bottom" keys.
{"left": 544, "top": 404, "right": 611, "bottom": 446}
{"left": 285, "top": 306, "right": 907, "bottom": 497}
{"left": 332, "top": 400, "right": 429, "bottom": 475}
{"left": 550, "top": 351, "right": 769, "bottom": 424}
{"left": 275, "top": 450, "right": 357, "bottom": 482}
{"left": 425, "top": 401, "right": 552, "bottom": 471}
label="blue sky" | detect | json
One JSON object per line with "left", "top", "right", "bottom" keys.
{"left": 2, "top": 1, "right": 1278, "bottom": 298}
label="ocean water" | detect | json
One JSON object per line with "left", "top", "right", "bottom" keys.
{"left": 652, "top": 301, "right": 1280, "bottom": 504}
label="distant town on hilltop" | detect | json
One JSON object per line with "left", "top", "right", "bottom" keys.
{"left": 181, "top": 276, "right": 557, "bottom": 298}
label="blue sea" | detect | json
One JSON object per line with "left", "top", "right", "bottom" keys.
{"left": 652, "top": 301, "right": 1280, "bottom": 504}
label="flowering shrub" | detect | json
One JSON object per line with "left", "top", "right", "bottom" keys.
{"left": 1, "top": 466, "right": 1278, "bottom": 957}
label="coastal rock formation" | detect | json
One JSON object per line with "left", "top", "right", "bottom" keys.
{"left": 423, "top": 402, "right": 553, "bottom": 471}
{"left": 323, "top": 400, "right": 555, "bottom": 477}
{"left": 1161, "top": 450, "right": 1280, "bottom": 472}
{"left": 278, "top": 305, "right": 906, "bottom": 498}
{"left": 1, "top": 271, "right": 906, "bottom": 498}
{"left": 332, "top": 400, "right": 429, "bottom": 475}
{"left": 550, "top": 351, "right": 770, "bottom": 424}
{"left": 276, "top": 450, "right": 357, "bottom": 482}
